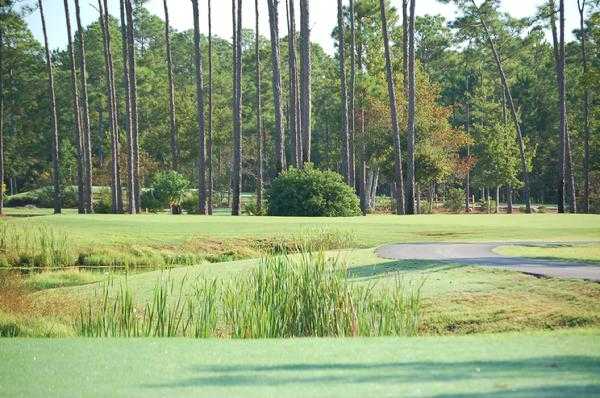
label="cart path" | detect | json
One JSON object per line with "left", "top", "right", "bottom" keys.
{"left": 375, "top": 243, "right": 600, "bottom": 282}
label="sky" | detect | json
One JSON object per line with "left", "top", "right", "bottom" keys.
{"left": 24, "top": 0, "right": 581, "bottom": 54}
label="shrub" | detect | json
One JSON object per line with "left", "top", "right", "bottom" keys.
{"left": 267, "top": 165, "right": 361, "bottom": 217}
{"left": 151, "top": 171, "right": 190, "bottom": 214}
{"left": 140, "top": 189, "right": 164, "bottom": 213}
{"left": 181, "top": 193, "right": 198, "bottom": 214}
{"left": 243, "top": 201, "right": 266, "bottom": 216}
{"left": 5, "top": 186, "right": 76, "bottom": 208}
{"left": 479, "top": 199, "right": 497, "bottom": 214}
{"left": 444, "top": 188, "right": 465, "bottom": 214}
{"left": 93, "top": 189, "right": 113, "bottom": 214}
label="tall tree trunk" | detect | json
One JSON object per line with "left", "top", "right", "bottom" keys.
{"left": 465, "top": 74, "right": 471, "bottom": 213}
{"left": 191, "top": 0, "right": 207, "bottom": 215}
{"left": 163, "top": 0, "right": 179, "bottom": 171}
{"left": 371, "top": 167, "right": 379, "bottom": 209}
{"left": 74, "top": 0, "right": 93, "bottom": 213}
{"left": 255, "top": 0, "right": 264, "bottom": 213}
{"left": 550, "top": 0, "right": 565, "bottom": 213}
{"left": 495, "top": 186, "right": 500, "bottom": 214}
{"left": 550, "top": 0, "right": 576, "bottom": 213}
{"left": 299, "top": 0, "right": 311, "bottom": 164}
{"left": 348, "top": 0, "right": 356, "bottom": 187}
{"left": 337, "top": 0, "right": 350, "bottom": 185}
{"left": 402, "top": 0, "right": 408, "bottom": 97}
{"left": 125, "top": 0, "right": 141, "bottom": 212}
{"left": 231, "top": 0, "right": 243, "bottom": 216}
{"left": 561, "top": 0, "right": 576, "bottom": 214}
{"left": 471, "top": 0, "right": 532, "bottom": 213}
{"left": 39, "top": 0, "right": 61, "bottom": 214}
{"left": 578, "top": 0, "right": 590, "bottom": 213}
{"left": 356, "top": 17, "right": 367, "bottom": 216}
{"left": 0, "top": 28, "right": 3, "bottom": 216}
{"left": 98, "top": 0, "right": 122, "bottom": 213}
{"left": 286, "top": 0, "right": 300, "bottom": 167}
{"left": 358, "top": 110, "right": 367, "bottom": 216}
{"left": 207, "top": 0, "right": 214, "bottom": 214}
{"left": 97, "top": 108, "right": 104, "bottom": 165}
{"left": 406, "top": 0, "right": 416, "bottom": 214}
{"left": 379, "top": 0, "right": 405, "bottom": 215}
{"left": 267, "top": 0, "right": 285, "bottom": 173}
{"left": 63, "top": 0, "right": 85, "bottom": 214}
{"left": 120, "top": 0, "right": 136, "bottom": 214}
{"left": 507, "top": 186, "right": 513, "bottom": 214}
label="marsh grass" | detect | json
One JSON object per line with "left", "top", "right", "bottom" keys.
{"left": 77, "top": 252, "right": 421, "bottom": 338}
{"left": 1, "top": 222, "right": 357, "bottom": 272}
{"left": 0, "top": 223, "right": 74, "bottom": 269}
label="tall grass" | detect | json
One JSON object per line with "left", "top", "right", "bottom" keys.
{"left": 77, "top": 252, "right": 421, "bottom": 338}
{"left": 0, "top": 223, "right": 74, "bottom": 269}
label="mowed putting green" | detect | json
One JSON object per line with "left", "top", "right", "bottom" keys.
{"left": 4, "top": 209, "right": 600, "bottom": 247}
{"left": 1, "top": 329, "right": 599, "bottom": 398}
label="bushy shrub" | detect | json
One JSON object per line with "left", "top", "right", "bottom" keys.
{"left": 93, "top": 189, "right": 113, "bottom": 214}
{"left": 140, "top": 189, "right": 164, "bottom": 213}
{"left": 267, "top": 166, "right": 361, "bottom": 217}
{"left": 5, "top": 186, "right": 79, "bottom": 208}
{"left": 479, "top": 199, "right": 497, "bottom": 214}
{"left": 444, "top": 188, "right": 465, "bottom": 214}
{"left": 150, "top": 171, "right": 190, "bottom": 214}
{"left": 243, "top": 201, "right": 266, "bottom": 216}
{"left": 181, "top": 192, "right": 198, "bottom": 214}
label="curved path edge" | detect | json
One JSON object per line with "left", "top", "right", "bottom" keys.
{"left": 375, "top": 242, "right": 600, "bottom": 282}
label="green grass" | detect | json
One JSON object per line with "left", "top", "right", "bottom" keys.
{"left": 1, "top": 329, "right": 599, "bottom": 397}
{"left": 30, "top": 248, "right": 599, "bottom": 336}
{"left": 4, "top": 209, "right": 600, "bottom": 247}
{"left": 495, "top": 243, "right": 600, "bottom": 264}
{"left": 23, "top": 270, "right": 105, "bottom": 291}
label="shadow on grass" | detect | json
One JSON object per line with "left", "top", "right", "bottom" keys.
{"left": 347, "top": 259, "right": 462, "bottom": 281}
{"left": 433, "top": 385, "right": 600, "bottom": 397}
{"left": 144, "top": 356, "right": 600, "bottom": 395}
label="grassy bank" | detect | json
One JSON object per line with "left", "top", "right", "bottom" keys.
{"left": 5, "top": 249, "right": 592, "bottom": 337}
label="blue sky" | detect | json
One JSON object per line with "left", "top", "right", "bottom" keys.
{"left": 25, "top": 0, "right": 581, "bottom": 54}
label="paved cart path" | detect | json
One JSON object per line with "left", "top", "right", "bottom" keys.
{"left": 376, "top": 243, "right": 600, "bottom": 281}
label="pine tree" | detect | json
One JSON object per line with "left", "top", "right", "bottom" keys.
{"left": 74, "top": 0, "right": 93, "bottom": 213}
{"left": 379, "top": 0, "right": 405, "bottom": 214}
{"left": 163, "top": 0, "right": 179, "bottom": 171}
{"left": 267, "top": 0, "right": 286, "bottom": 173}
{"left": 299, "top": 0, "right": 311, "bottom": 164}
{"left": 38, "top": 0, "right": 61, "bottom": 214}
{"left": 119, "top": 0, "right": 136, "bottom": 214}
{"left": 337, "top": 0, "right": 350, "bottom": 184}
{"left": 191, "top": 0, "right": 207, "bottom": 214}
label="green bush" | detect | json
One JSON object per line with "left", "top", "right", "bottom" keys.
{"left": 93, "top": 189, "right": 113, "bottom": 214}
{"left": 444, "top": 188, "right": 465, "bottom": 214}
{"left": 479, "top": 199, "right": 498, "bottom": 214}
{"left": 181, "top": 192, "right": 198, "bottom": 214}
{"left": 5, "top": 186, "right": 77, "bottom": 208}
{"left": 140, "top": 189, "right": 164, "bottom": 213}
{"left": 150, "top": 171, "right": 190, "bottom": 214}
{"left": 267, "top": 165, "right": 361, "bottom": 217}
{"left": 243, "top": 201, "right": 266, "bottom": 216}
